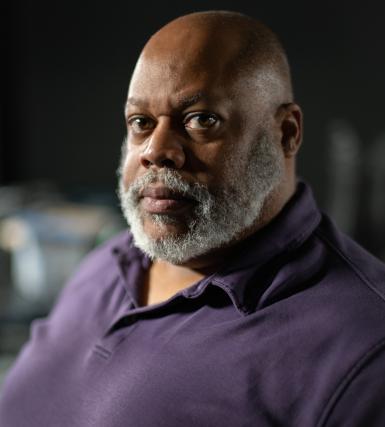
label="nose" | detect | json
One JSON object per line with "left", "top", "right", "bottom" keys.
{"left": 140, "top": 119, "right": 185, "bottom": 170}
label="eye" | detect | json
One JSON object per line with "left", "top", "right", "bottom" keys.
{"left": 184, "top": 113, "right": 219, "bottom": 130}
{"left": 127, "top": 116, "right": 155, "bottom": 133}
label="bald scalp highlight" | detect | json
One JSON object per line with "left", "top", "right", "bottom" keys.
{"left": 144, "top": 10, "right": 293, "bottom": 104}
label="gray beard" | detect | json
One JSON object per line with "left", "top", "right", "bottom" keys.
{"left": 118, "top": 133, "right": 283, "bottom": 264}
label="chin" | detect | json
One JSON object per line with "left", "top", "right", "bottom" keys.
{"left": 142, "top": 216, "right": 189, "bottom": 240}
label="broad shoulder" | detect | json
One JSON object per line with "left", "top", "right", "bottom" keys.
{"left": 315, "top": 214, "right": 385, "bottom": 303}
{"left": 52, "top": 230, "right": 134, "bottom": 306}
{"left": 319, "top": 337, "right": 385, "bottom": 427}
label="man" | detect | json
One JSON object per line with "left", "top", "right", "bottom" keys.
{"left": 1, "top": 10, "right": 385, "bottom": 427}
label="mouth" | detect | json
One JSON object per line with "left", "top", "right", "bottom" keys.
{"left": 139, "top": 185, "right": 196, "bottom": 215}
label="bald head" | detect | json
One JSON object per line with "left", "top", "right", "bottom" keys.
{"left": 137, "top": 11, "right": 293, "bottom": 106}
{"left": 122, "top": 11, "right": 303, "bottom": 265}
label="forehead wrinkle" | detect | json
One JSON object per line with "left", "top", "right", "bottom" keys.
{"left": 126, "top": 91, "right": 221, "bottom": 116}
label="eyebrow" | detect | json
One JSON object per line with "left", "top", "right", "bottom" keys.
{"left": 177, "top": 92, "right": 205, "bottom": 110}
{"left": 125, "top": 92, "right": 206, "bottom": 112}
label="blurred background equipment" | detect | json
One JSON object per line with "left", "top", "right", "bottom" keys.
{"left": 366, "top": 134, "right": 385, "bottom": 260}
{"left": 1, "top": 202, "right": 123, "bottom": 307}
{"left": 326, "top": 120, "right": 361, "bottom": 236}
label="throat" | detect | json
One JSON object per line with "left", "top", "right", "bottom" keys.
{"left": 140, "top": 259, "right": 206, "bottom": 306}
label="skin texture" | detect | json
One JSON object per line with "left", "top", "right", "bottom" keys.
{"left": 120, "top": 11, "right": 303, "bottom": 305}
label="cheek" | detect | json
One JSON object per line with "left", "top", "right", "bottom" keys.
{"left": 187, "top": 145, "right": 227, "bottom": 187}
{"left": 120, "top": 146, "right": 142, "bottom": 189}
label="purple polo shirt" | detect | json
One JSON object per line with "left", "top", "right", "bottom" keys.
{"left": 1, "top": 182, "right": 385, "bottom": 426}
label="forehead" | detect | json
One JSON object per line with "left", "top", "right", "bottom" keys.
{"left": 127, "top": 53, "right": 253, "bottom": 115}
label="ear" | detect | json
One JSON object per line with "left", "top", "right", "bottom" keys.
{"left": 275, "top": 103, "right": 303, "bottom": 158}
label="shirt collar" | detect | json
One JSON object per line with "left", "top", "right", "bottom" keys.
{"left": 112, "top": 181, "right": 321, "bottom": 316}
{"left": 211, "top": 181, "right": 322, "bottom": 314}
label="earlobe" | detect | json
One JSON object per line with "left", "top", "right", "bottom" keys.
{"left": 277, "top": 103, "right": 303, "bottom": 158}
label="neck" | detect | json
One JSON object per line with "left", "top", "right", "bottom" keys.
{"left": 141, "top": 176, "right": 297, "bottom": 306}
{"left": 140, "top": 259, "right": 206, "bottom": 306}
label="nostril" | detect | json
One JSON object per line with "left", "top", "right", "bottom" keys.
{"left": 141, "top": 158, "right": 152, "bottom": 168}
{"left": 161, "top": 159, "right": 176, "bottom": 168}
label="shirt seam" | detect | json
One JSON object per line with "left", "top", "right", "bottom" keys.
{"left": 315, "top": 229, "right": 385, "bottom": 304}
{"left": 316, "top": 337, "right": 385, "bottom": 427}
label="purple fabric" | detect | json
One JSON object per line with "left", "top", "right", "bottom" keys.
{"left": 1, "top": 182, "right": 385, "bottom": 426}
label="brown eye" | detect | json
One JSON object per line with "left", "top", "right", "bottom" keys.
{"left": 128, "top": 116, "right": 155, "bottom": 133}
{"left": 184, "top": 113, "right": 219, "bottom": 130}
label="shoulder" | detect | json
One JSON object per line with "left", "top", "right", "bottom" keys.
{"left": 39, "top": 229, "right": 140, "bottom": 334}
{"left": 309, "top": 215, "right": 385, "bottom": 425}
{"left": 318, "top": 337, "right": 385, "bottom": 427}
{"left": 307, "top": 213, "right": 385, "bottom": 350}
{"left": 315, "top": 214, "right": 385, "bottom": 303}
{"left": 65, "top": 230, "right": 132, "bottom": 285}
{"left": 50, "top": 229, "right": 135, "bottom": 310}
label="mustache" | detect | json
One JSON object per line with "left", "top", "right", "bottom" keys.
{"left": 120, "top": 169, "right": 211, "bottom": 204}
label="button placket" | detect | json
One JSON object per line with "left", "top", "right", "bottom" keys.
{"left": 92, "top": 314, "right": 140, "bottom": 358}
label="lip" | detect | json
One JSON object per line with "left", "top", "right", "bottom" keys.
{"left": 140, "top": 185, "right": 195, "bottom": 214}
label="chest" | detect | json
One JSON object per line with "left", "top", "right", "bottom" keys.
{"left": 5, "top": 312, "right": 336, "bottom": 427}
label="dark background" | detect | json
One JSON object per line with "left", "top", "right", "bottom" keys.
{"left": 1, "top": 0, "right": 385, "bottom": 257}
